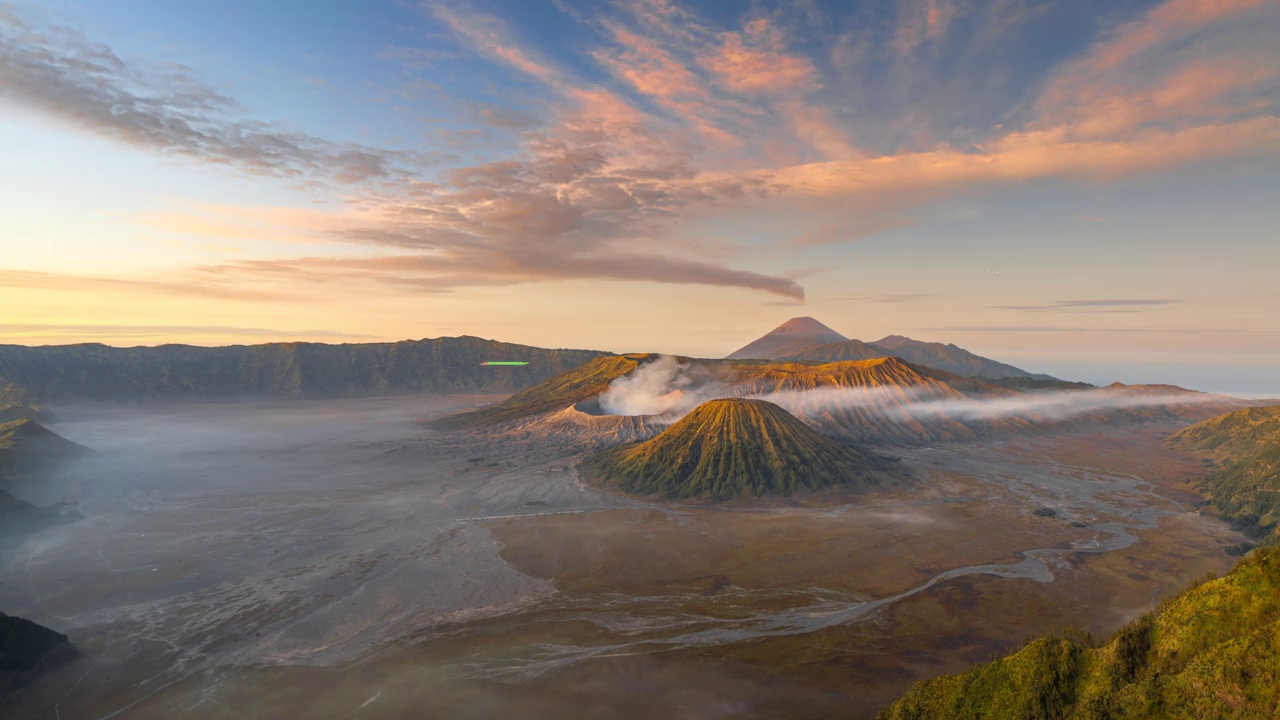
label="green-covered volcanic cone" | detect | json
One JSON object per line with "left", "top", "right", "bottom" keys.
{"left": 580, "top": 398, "right": 886, "bottom": 501}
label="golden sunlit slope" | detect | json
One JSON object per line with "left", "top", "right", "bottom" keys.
{"left": 879, "top": 545, "right": 1280, "bottom": 720}
{"left": 429, "top": 353, "right": 654, "bottom": 430}
{"left": 580, "top": 398, "right": 888, "bottom": 501}
{"left": 1168, "top": 405, "right": 1280, "bottom": 460}
{"left": 0, "top": 419, "right": 86, "bottom": 480}
{"left": 434, "top": 355, "right": 997, "bottom": 444}
{"left": 1169, "top": 406, "right": 1280, "bottom": 542}
{"left": 729, "top": 357, "right": 1020, "bottom": 444}
{"left": 433, "top": 355, "right": 1253, "bottom": 449}
{"left": 0, "top": 384, "right": 44, "bottom": 424}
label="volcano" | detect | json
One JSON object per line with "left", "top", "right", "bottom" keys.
{"left": 579, "top": 398, "right": 888, "bottom": 501}
{"left": 725, "top": 317, "right": 848, "bottom": 360}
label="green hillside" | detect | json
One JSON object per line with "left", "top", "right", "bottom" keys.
{"left": 0, "top": 419, "right": 87, "bottom": 479}
{"left": 0, "top": 337, "right": 607, "bottom": 401}
{"left": 1168, "top": 406, "right": 1280, "bottom": 540}
{"left": 879, "top": 544, "right": 1280, "bottom": 720}
{"left": 0, "top": 384, "right": 43, "bottom": 423}
{"left": 579, "top": 398, "right": 887, "bottom": 501}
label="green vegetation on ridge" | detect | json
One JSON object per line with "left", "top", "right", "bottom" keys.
{"left": 580, "top": 398, "right": 888, "bottom": 501}
{"left": 879, "top": 544, "right": 1280, "bottom": 719}
{"left": 1168, "top": 406, "right": 1280, "bottom": 542}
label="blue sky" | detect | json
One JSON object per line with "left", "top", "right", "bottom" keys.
{"left": 0, "top": 0, "right": 1277, "bottom": 392}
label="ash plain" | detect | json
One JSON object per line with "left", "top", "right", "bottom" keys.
{"left": 1, "top": 397, "right": 1245, "bottom": 719}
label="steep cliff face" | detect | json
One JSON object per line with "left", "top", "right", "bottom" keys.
{"left": 879, "top": 545, "right": 1280, "bottom": 720}
{"left": 0, "top": 337, "right": 608, "bottom": 401}
{"left": 580, "top": 398, "right": 888, "bottom": 501}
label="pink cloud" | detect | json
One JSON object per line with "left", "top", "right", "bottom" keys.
{"left": 702, "top": 18, "right": 816, "bottom": 95}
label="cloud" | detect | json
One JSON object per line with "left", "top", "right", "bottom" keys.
{"left": 0, "top": 269, "right": 299, "bottom": 303}
{"left": 918, "top": 325, "right": 1253, "bottom": 334}
{"left": 893, "top": 0, "right": 961, "bottom": 54}
{"left": 990, "top": 298, "right": 1185, "bottom": 312}
{"left": 0, "top": 323, "right": 374, "bottom": 340}
{"left": 0, "top": 9, "right": 444, "bottom": 185}
{"left": 4, "top": 0, "right": 1278, "bottom": 309}
{"left": 834, "top": 294, "right": 938, "bottom": 303}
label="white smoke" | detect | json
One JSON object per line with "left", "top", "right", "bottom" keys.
{"left": 744, "top": 385, "right": 1226, "bottom": 424}
{"left": 597, "top": 359, "right": 1228, "bottom": 425}
{"left": 598, "top": 356, "right": 726, "bottom": 417}
{"left": 891, "top": 388, "right": 1222, "bottom": 422}
{"left": 749, "top": 386, "right": 929, "bottom": 414}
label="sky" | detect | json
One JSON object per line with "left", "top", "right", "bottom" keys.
{"left": 1, "top": 0, "right": 1278, "bottom": 393}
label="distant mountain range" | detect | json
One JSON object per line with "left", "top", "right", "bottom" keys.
{"left": 727, "top": 317, "right": 1055, "bottom": 380}
{"left": 0, "top": 337, "right": 609, "bottom": 401}
{"left": 580, "top": 398, "right": 890, "bottom": 501}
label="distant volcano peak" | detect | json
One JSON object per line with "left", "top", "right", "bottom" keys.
{"left": 726, "top": 317, "right": 848, "bottom": 360}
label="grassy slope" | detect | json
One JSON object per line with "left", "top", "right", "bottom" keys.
{"left": 579, "top": 398, "right": 885, "bottom": 501}
{"left": 0, "top": 384, "right": 43, "bottom": 423}
{"left": 0, "top": 338, "right": 607, "bottom": 401}
{"left": 1168, "top": 406, "right": 1280, "bottom": 540}
{"left": 879, "top": 545, "right": 1280, "bottom": 720}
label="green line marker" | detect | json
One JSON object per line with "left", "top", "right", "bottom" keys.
{"left": 481, "top": 361, "right": 530, "bottom": 366}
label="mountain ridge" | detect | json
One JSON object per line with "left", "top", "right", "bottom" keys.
{"left": 728, "top": 317, "right": 1054, "bottom": 379}
{"left": 1168, "top": 405, "right": 1280, "bottom": 542}
{"left": 0, "top": 336, "right": 609, "bottom": 402}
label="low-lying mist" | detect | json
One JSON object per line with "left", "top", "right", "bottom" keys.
{"left": 594, "top": 356, "right": 1233, "bottom": 426}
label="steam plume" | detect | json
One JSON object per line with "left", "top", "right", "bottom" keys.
{"left": 597, "top": 356, "right": 725, "bottom": 417}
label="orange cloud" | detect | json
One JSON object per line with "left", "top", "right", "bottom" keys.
{"left": 702, "top": 18, "right": 816, "bottom": 95}
{"left": 769, "top": 117, "right": 1280, "bottom": 199}
{"left": 1089, "top": 0, "right": 1271, "bottom": 71}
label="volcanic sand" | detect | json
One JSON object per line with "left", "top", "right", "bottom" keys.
{"left": 0, "top": 403, "right": 1244, "bottom": 719}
